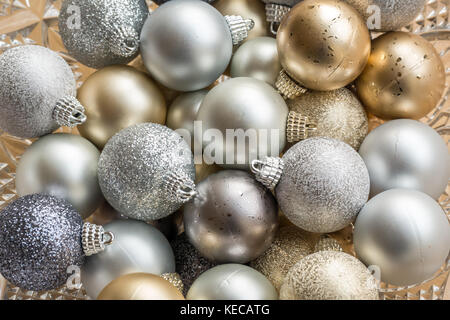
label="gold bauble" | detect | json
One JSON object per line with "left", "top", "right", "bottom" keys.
{"left": 314, "top": 235, "right": 343, "bottom": 253}
{"left": 277, "top": 0, "right": 371, "bottom": 91}
{"left": 97, "top": 273, "right": 185, "bottom": 300}
{"left": 161, "top": 273, "right": 185, "bottom": 294}
{"left": 287, "top": 88, "right": 368, "bottom": 150}
{"left": 77, "top": 65, "right": 167, "bottom": 149}
{"left": 356, "top": 31, "right": 445, "bottom": 120}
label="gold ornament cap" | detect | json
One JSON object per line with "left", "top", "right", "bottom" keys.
{"left": 224, "top": 15, "right": 255, "bottom": 45}
{"left": 82, "top": 222, "right": 114, "bottom": 256}
{"left": 161, "top": 273, "right": 184, "bottom": 294}
{"left": 286, "top": 110, "right": 317, "bottom": 143}
{"left": 163, "top": 171, "right": 197, "bottom": 203}
{"left": 275, "top": 70, "right": 307, "bottom": 99}
{"left": 251, "top": 156, "right": 284, "bottom": 190}
{"left": 265, "top": 3, "right": 291, "bottom": 34}
{"left": 53, "top": 95, "right": 87, "bottom": 128}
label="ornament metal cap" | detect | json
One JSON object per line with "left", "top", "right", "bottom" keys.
{"left": 82, "top": 222, "right": 114, "bottom": 256}
{"left": 164, "top": 171, "right": 197, "bottom": 203}
{"left": 314, "top": 234, "right": 343, "bottom": 253}
{"left": 251, "top": 156, "right": 284, "bottom": 190}
{"left": 224, "top": 15, "right": 255, "bottom": 45}
{"left": 286, "top": 110, "right": 317, "bottom": 143}
{"left": 53, "top": 95, "right": 87, "bottom": 127}
{"left": 265, "top": 3, "right": 291, "bottom": 35}
{"left": 161, "top": 273, "right": 184, "bottom": 293}
{"left": 109, "top": 24, "right": 140, "bottom": 58}
{"left": 276, "top": 70, "right": 308, "bottom": 99}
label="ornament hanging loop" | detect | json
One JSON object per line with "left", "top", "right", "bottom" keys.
{"left": 164, "top": 172, "right": 197, "bottom": 203}
{"left": 53, "top": 95, "right": 87, "bottom": 127}
{"left": 251, "top": 156, "right": 284, "bottom": 190}
{"left": 82, "top": 222, "right": 115, "bottom": 256}
{"left": 225, "top": 15, "right": 255, "bottom": 45}
{"left": 286, "top": 111, "right": 317, "bottom": 143}
{"left": 265, "top": 3, "right": 291, "bottom": 35}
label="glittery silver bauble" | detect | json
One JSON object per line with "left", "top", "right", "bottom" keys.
{"left": 16, "top": 133, "right": 103, "bottom": 219}
{"left": 276, "top": 137, "right": 369, "bottom": 233}
{"left": 184, "top": 170, "right": 279, "bottom": 264}
{"left": 231, "top": 37, "right": 282, "bottom": 86}
{"left": 354, "top": 189, "right": 450, "bottom": 287}
{"left": 359, "top": 119, "right": 450, "bottom": 199}
{"left": 81, "top": 219, "right": 175, "bottom": 299}
{"left": 0, "top": 194, "right": 84, "bottom": 291}
{"left": 287, "top": 88, "right": 368, "bottom": 150}
{"left": 59, "top": 0, "right": 149, "bottom": 69}
{"left": 0, "top": 45, "right": 84, "bottom": 138}
{"left": 280, "top": 251, "right": 379, "bottom": 300}
{"left": 98, "top": 123, "right": 195, "bottom": 221}
{"left": 187, "top": 264, "right": 278, "bottom": 300}
{"left": 196, "top": 77, "right": 289, "bottom": 170}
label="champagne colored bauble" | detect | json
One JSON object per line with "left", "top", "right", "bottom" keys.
{"left": 231, "top": 37, "right": 281, "bottom": 86}
{"left": 356, "top": 32, "right": 445, "bottom": 120}
{"left": 287, "top": 88, "right": 368, "bottom": 150}
{"left": 81, "top": 219, "right": 175, "bottom": 299}
{"left": 78, "top": 65, "right": 166, "bottom": 149}
{"left": 0, "top": 194, "right": 84, "bottom": 291}
{"left": 196, "top": 77, "right": 288, "bottom": 170}
{"left": 187, "top": 264, "right": 278, "bottom": 300}
{"left": 183, "top": 170, "right": 279, "bottom": 263}
{"left": 280, "top": 251, "right": 379, "bottom": 300}
{"left": 277, "top": 0, "right": 371, "bottom": 91}
{"left": 98, "top": 273, "right": 184, "bottom": 300}
{"left": 359, "top": 119, "right": 449, "bottom": 199}
{"left": 59, "top": 0, "right": 149, "bottom": 69}
{"left": 354, "top": 189, "right": 450, "bottom": 286}
{"left": 343, "top": 0, "right": 426, "bottom": 31}
{"left": 98, "top": 123, "right": 195, "bottom": 221}
{"left": 314, "top": 235, "right": 343, "bottom": 253}
{"left": 250, "top": 224, "right": 314, "bottom": 291}
{"left": 16, "top": 133, "right": 103, "bottom": 219}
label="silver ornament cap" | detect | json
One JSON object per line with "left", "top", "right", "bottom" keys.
{"left": 82, "top": 222, "right": 114, "bottom": 256}
{"left": 224, "top": 15, "right": 255, "bottom": 45}
{"left": 265, "top": 3, "right": 291, "bottom": 34}
{"left": 108, "top": 23, "right": 140, "bottom": 58}
{"left": 53, "top": 95, "right": 87, "bottom": 127}
{"left": 163, "top": 171, "right": 197, "bottom": 203}
{"left": 276, "top": 70, "right": 307, "bottom": 99}
{"left": 251, "top": 156, "right": 284, "bottom": 190}
{"left": 286, "top": 110, "right": 317, "bottom": 143}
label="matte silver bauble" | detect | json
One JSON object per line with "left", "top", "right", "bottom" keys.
{"left": 187, "top": 264, "right": 278, "bottom": 300}
{"left": 359, "top": 119, "right": 450, "bottom": 199}
{"left": 354, "top": 189, "right": 450, "bottom": 287}
{"left": 183, "top": 170, "right": 279, "bottom": 263}
{"left": 81, "top": 219, "right": 175, "bottom": 299}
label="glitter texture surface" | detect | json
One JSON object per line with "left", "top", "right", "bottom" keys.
{"left": 0, "top": 45, "right": 75, "bottom": 138}
{"left": 0, "top": 194, "right": 84, "bottom": 291}
{"left": 98, "top": 123, "right": 195, "bottom": 221}
{"left": 262, "top": 0, "right": 302, "bottom": 6}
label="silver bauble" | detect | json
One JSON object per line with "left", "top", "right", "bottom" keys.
{"left": 354, "top": 189, "right": 450, "bottom": 287}
{"left": 16, "top": 133, "right": 103, "bottom": 219}
{"left": 276, "top": 137, "right": 370, "bottom": 233}
{"left": 59, "top": 0, "right": 149, "bottom": 69}
{"left": 98, "top": 123, "right": 195, "bottom": 221}
{"left": 359, "top": 119, "right": 450, "bottom": 199}
{"left": 0, "top": 194, "right": 84, "bottom": 291}
{"left": 280, "top": 251, "right": 379, "bottom": 300}
{"left": 187, "top": 264, "right": 278, "bottom": 300}
{"left": 183, "top": 170, "right": 279, "bottom": 263}
{"left": 154, "top": 0, "right": 216, "bottom": 4}
{"left": 230, "top": 37, "right": 281, "bottom": 86}
{"left": 81, "top": 219, "right": 175, "bottom": 299}
{"left": 196, "top": 77, "right": 288, "bottom": 170}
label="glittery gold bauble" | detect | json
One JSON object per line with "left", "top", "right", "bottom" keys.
{"left": 97, "top": 273, "right": 185, "bottom": 300}
{"left": 356, "top": 32, "right": 445, "bottom": 120}
{"left": 287, "top": 88, "right": 368, "bottom": 150}
{"left": 277, "top": 0, "right": 371, "bottom": 91}
{"left": 250, "top": 225, "right": 314, "bottom": 291}
{"left": 77, "top": 65, "right": 167, "bottom": 149}
{"left": 314, "top": 235, "right": 343, "bottom": 253}
{"left": 161, "top": 273, "right": 184, "bottom": 294}
{"left": 280, "top": 251, "right": 379, "bottom": 300}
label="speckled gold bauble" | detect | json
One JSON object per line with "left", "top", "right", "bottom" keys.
{"left": 97, "top": 273, "right": 185, "bottom": 300}
{"left": 356, "top": 32, "right": 445, "bottom": 120}
{"left": 250, "top": 225, "right": 314, "bottom": 291}
{"left": 314, "top": 235, "right": 343, "bottom": 253}
{"left": 77, "top": 65, "right": 167, "bottom": 149}
{"left": 280, "top": 251, "right": 379, "bottom": 300}
{"left": 277, "top": 0, "right": 371, "bottom": 91}
{"left": 161, "top": 273, "right": 184, "bottom": 294}
{"left": 287, "top": 88, "right": 368, "bottom": 150}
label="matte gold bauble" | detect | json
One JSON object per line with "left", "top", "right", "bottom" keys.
{"left": 356, "top": 32, "right": 445, "bottom": 120}
{"left": 77, "top": 65, "right": 167, "bottom": 148}
{"left": 277, "top": 0, "right": 370, "bottom": 91}
{"left": 97, "top": 273, "right": 185, "bottom": 300}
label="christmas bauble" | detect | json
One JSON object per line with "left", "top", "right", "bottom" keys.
{"left": 0, "top": 194, "right": 84, "bottom": 291}
{"left": 140, "top": 0, "right": 253, "bottom": 91}
{"left": 98, "top": 273, "right": 184, "bottom": 300}
{"left": 98, "top": 123, "right": 195, "bottom": 221}
{"left": 314, "top": 235, "right": 343, "bottom": 253}
{"left": 287, "top": 88, "right": 368, "bottom": 150}
{"left": 343, "top": 0, "right": 426, "bottom": 31}
{"left": 230, "top": 37, "right": 281, "bottom": 86}
{"left": 154, "top": 0, "right": 216, "bottom": 4}
{"left": 0, "top": 45, "right": 85, "bottom": 138}
{"left": 187, "top": 264, "right": 278, "bottom": 300}
{"left": 183, "top": 170, "right": 279, "bottom": 263}
{"left": 356, "top": 32, "right": 445, "bottom": 120}
{"left": 81, "top": 219, "right": 175, "bottom": 299}
{"left": 195, "top": 162, "right": 222, "bottom": 183}
{"left": 354, "top": 189, "right": 450, "bottom": 286}
{"left": 359, "top": 119, "right": 449, "bottom": 199}
{"left": 59, "top": 0, "right": 149, "bottom": 69}
{"left": 280, "top": 251, "right": 379, "bottom": 300}
{"left": 16, "top": 133, "right": 103, "bottom": 219}
{"left": 78, "top": 65, "right": 166, "bottom": 149}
